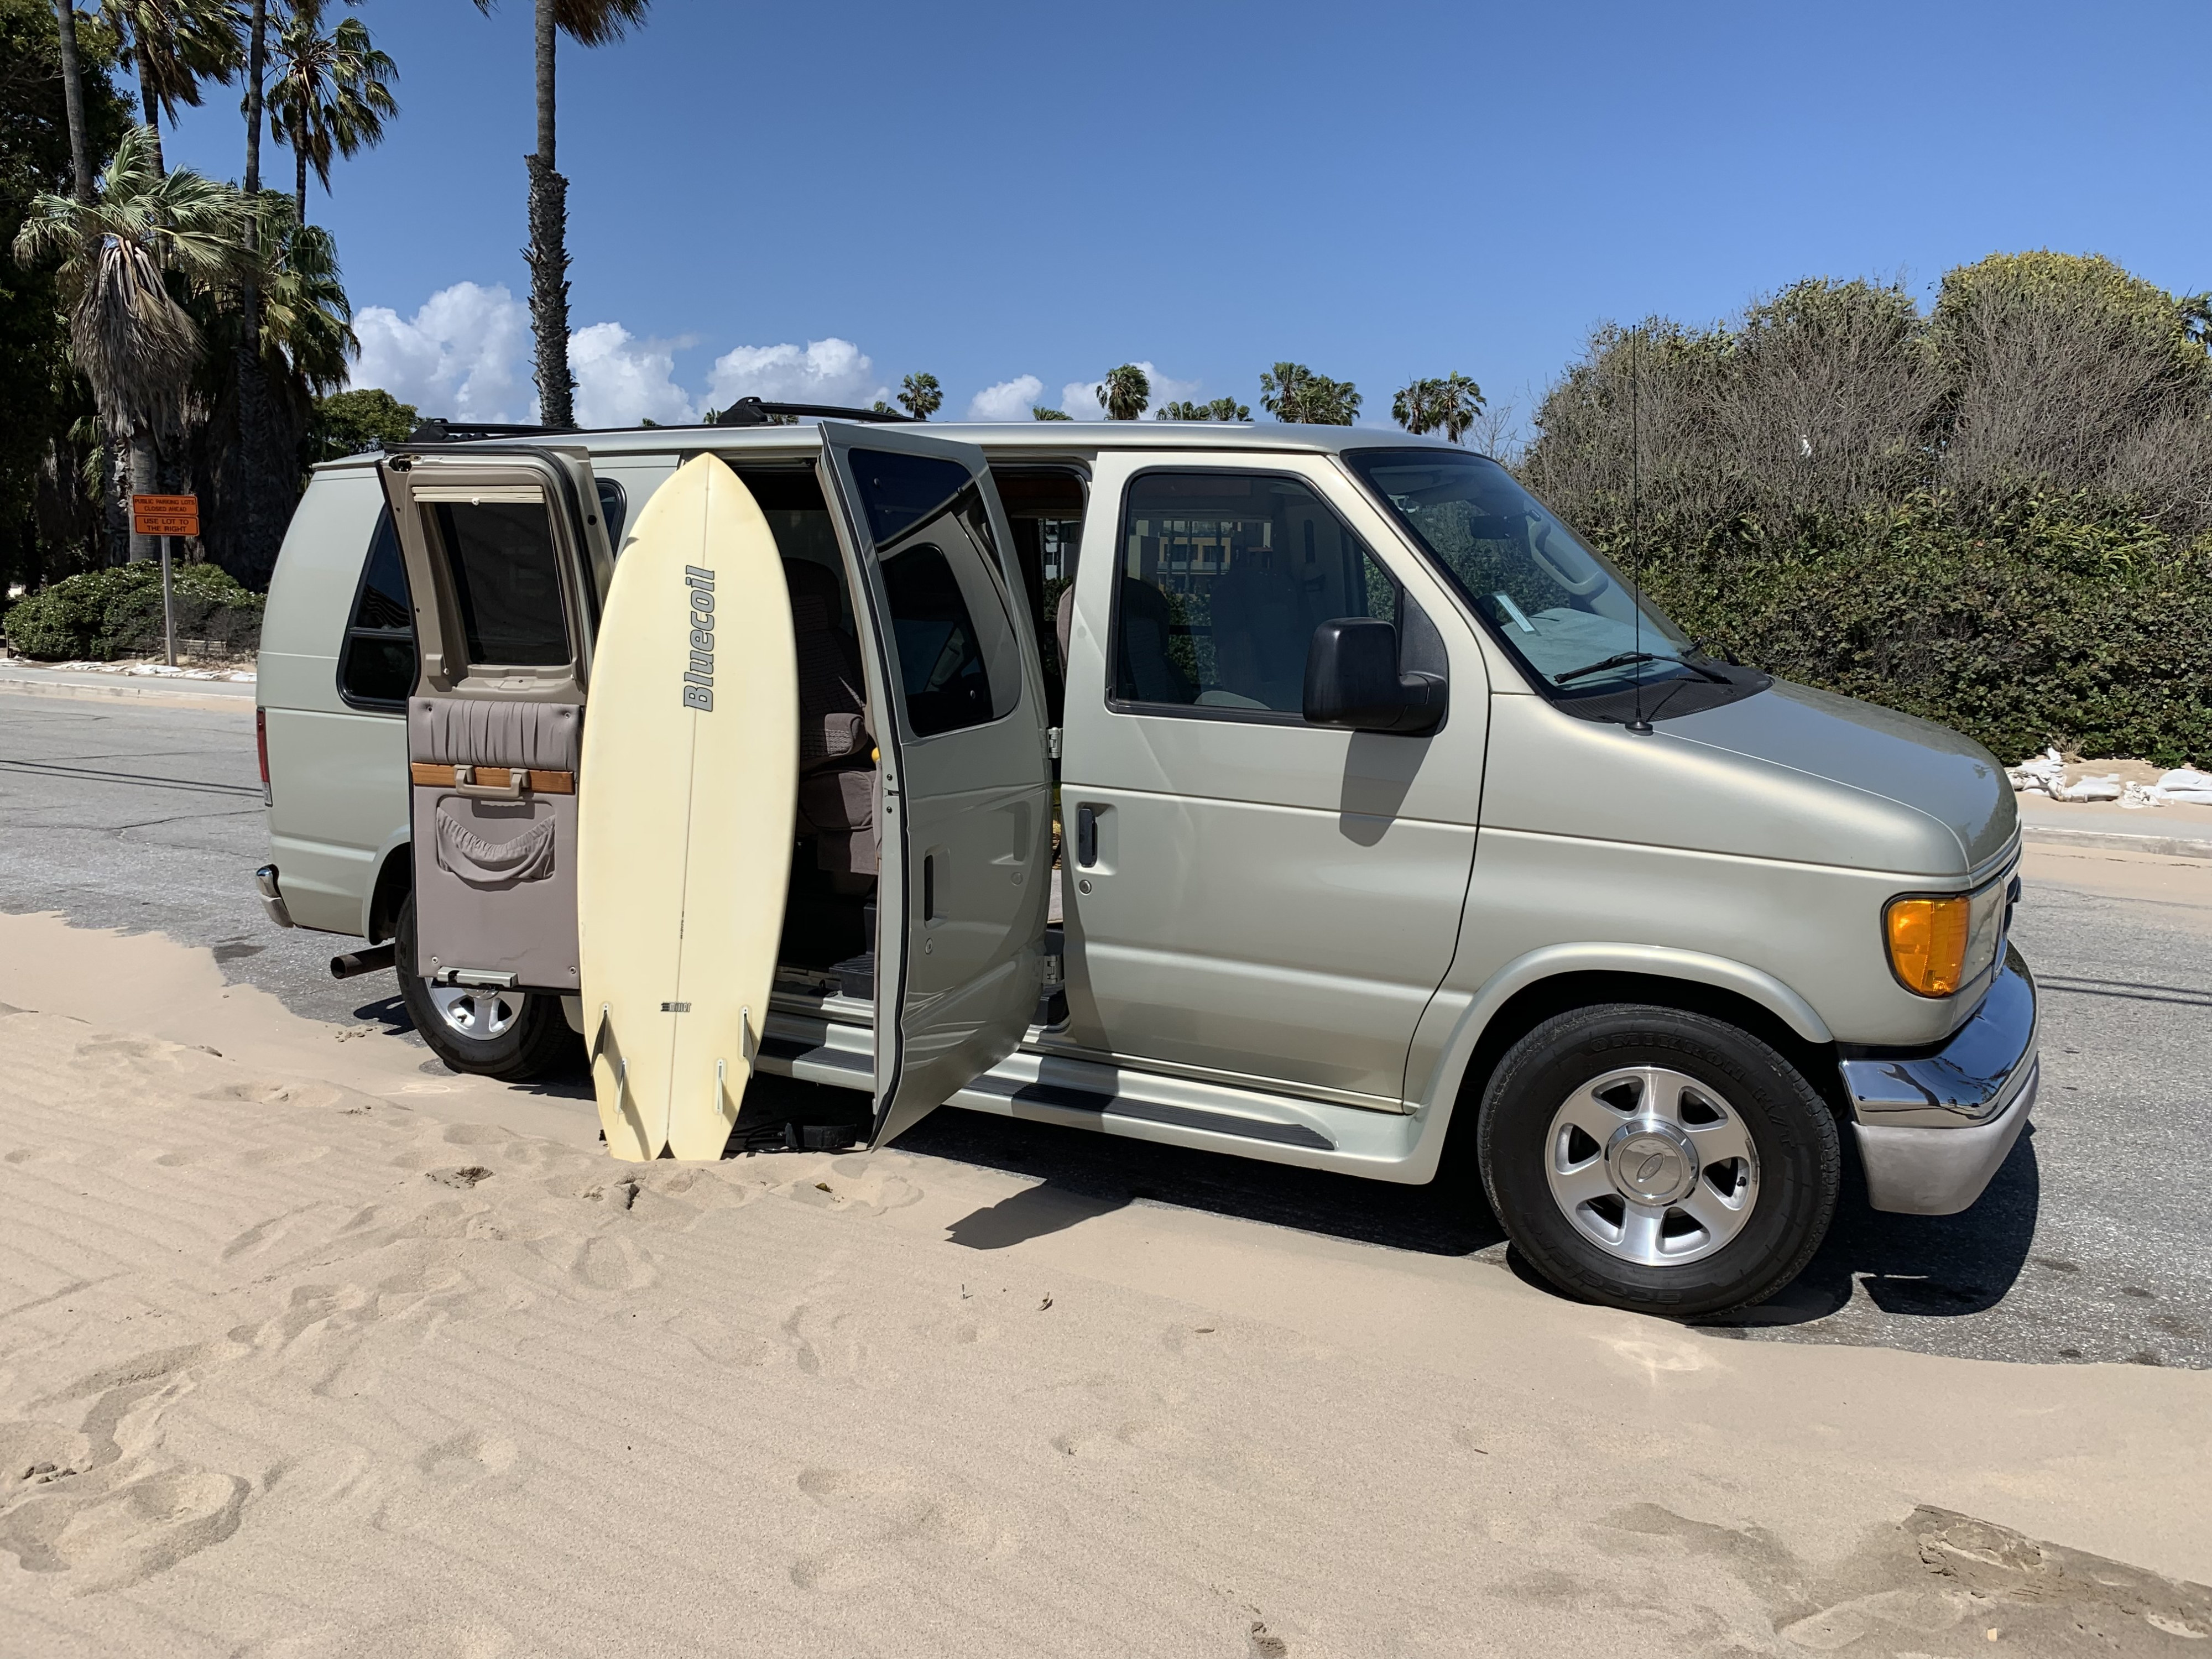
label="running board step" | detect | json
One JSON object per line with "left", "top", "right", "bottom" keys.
{"left": 954, "top": 1073, "right": 1335, "bottom": 1150}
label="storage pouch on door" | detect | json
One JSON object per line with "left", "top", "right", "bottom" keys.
{"left": 407, "top": 696, "right": 581, "bottom": 991}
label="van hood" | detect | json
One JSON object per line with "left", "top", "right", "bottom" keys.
{"left": 1662, "top": 682, "right": 2017, "bottom": 874}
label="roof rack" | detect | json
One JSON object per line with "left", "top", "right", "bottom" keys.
{"left": 714, "top": 397, "right": 914, "bottom": 426}
{"left": 401, "top": 399, "right": 914, "bottom": 447}
{"left": 403, "top": 419, "right": 562, "bottom": 444}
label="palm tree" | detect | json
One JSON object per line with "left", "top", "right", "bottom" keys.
{"left": 1096, "top": 363, "right": 1149, "bottom": 420}
{"left": 1031, "top": 405, "right": 1071, "bottom": 421}
{"left": 13, "top": 124, "right": 246, "bottom": 562}
{"left": 249, "top": 192, "right": 356, "bottom": 389}
{"left": 268, "top": 0, "right": 397, "bottom": 221}
{"left": 100, "top": 0, "right": 243, "bottom": 175}
{"left": 1392, "top": 372, "right": 1484, "bottom": 443}
{"left": 1156, "top": 397, "right": 1249, "bottom": 421}
{"left": 896, "top": 371, "right": 941, "bottom": 421}
{"left": 231, "top": 0, "right": 283, "bottom": 573}
{"left": 54, "top": 1, "right": 97, "bottom": 201}
{"left": 468, "top": 0, "right": 651, "bottom": 429}
{"left": 1260, "top": 361, "right": 1360, "bottom": 425}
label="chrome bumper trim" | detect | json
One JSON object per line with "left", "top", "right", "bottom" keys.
{"left": 1839, "top": 945, "right": 2038, "bottom": 1130}
{"left": 254, "top": 864, "right": 295, "bottom": 930}
{"left": 1855, "top": 1057, "right": 2036, "bottom": 1215}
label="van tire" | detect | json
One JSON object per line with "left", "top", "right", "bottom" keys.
{"left": 1476, "top": 1003, "right": 1839, "bottom": 1319}
{"left": 394, "top": 894, "right": 577, "bottom": 1081}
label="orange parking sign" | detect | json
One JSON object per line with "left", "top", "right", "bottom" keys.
{"left": 132, "top": 493, "right": 199, "bottom": 536}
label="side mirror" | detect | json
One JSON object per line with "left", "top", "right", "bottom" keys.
{"left": 1302, "top": 618, "right": 1446, "bottom": 735}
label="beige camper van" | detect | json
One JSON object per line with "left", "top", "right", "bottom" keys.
{"left": 254, "top": 413, "right": 2036, "bottom": 1317}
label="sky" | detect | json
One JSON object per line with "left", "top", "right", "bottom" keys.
{"left": 153, "top": 0, "right": 2212, "bottom": 433}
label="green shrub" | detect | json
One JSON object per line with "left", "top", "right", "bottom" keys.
{"left": 2, "top": 562, "right": 266, "bottom": 661}
{"left": 1626, "top": 494, "right": 2212, "bottom": 766}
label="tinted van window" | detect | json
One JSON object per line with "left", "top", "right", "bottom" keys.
{"left": 881, "top": 541, "right": 994, "bottom": 737}
{"left": 434, "top": 497, "right": 570, "bottom": 666}
{"left": 338, "top": 509, "right": 416, "bottom": 706}
{"left": 848, "top": 449, "right": 971, "bottom": 545}
{"left": 1111, "top": 470, "right": 1402, "bottom": 717}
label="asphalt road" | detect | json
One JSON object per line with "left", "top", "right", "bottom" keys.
{"left": 3, "top": 687, "right": 2207, "bottom": 1370}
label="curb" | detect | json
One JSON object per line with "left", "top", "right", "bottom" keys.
{"left": 0, "top": 676, "right": 255, "bottom": 714}
{"left": 2022, "top": 823, "right": 2212, "bottom": 862}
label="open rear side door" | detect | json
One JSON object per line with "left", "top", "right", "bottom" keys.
{"left": 818, "top": 426, "right": 1053, "bottom": 1147}
{"left": 380, "top": 448, "right": 613, "bottom": 995}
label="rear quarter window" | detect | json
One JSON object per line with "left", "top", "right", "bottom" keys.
{"left": 337, "top": 508, "right": 417, "bottom": 708}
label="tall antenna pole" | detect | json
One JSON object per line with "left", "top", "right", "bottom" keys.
{"left": 1627, "top": 323, "right": 1651, "bottom": 734}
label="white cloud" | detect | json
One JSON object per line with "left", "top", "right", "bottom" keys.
{"left": 966, "top": 374, "right": 1044, "bottom": 422}
{"left": 1055, "top": 361, "right": 1202, "bottom": 421}
{"left": 705, "top": 337, "right": 886, "bottom": 413}
{"left": 350, "top": 281, "right": 534, "bottom": 423}
{"left": 570, "top": 322, "right": 696, "bottom": 428}
{"left": 352, "top": 298, "right": 912, "bottom": 428}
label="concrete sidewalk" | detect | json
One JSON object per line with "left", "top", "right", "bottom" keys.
{"left": 2016, "top": 791, "right": 2212, "bottom": 859}
{"left": 0, "top": 659, "right": 255, "bottom": 713}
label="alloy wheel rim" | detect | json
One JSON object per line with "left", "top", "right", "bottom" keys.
{"left": 426, "top": 980, "right": 519, "bottom": 1041}
{"left": 1543, "top": 1065, "right": 1760, "bottom": 1266}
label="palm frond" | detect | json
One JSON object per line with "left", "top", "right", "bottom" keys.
{"left": 554, "top": 0, "right": 651, "bottom": 48}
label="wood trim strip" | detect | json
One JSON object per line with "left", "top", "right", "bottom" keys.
{"left": 409, "top": 763, "right": 575, "bottom": 794}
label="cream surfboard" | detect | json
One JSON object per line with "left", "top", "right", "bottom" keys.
{"left": 577, "top": 454, "right": 798, "bottom": 1161}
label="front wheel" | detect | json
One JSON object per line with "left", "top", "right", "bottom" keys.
{"left": 394, "top": 893, "right": 576, "bottom": 1081}
{"left": 1477, "top": 1004, "right": 1840, "bottom": 1318}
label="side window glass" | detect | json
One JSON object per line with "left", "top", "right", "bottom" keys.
{"left": 849, "top": 450, "right": 971, "bottom": 543}
{"left": 338, "top": 508, "right": 416, "bottom": 707}
{"left": 880, "top": 541, "right": 994, "bottom": 737}
{"left": 847, "top": 451, "right": 1023, "bottom": 739}
{"left": 1110, "top": 471, "right": 1404, "bottom": 717}
{"left": 429, "top": 494, "right": 570, "bottom": 667}
{"left": 596, "top": 478, "right": 628, "bottom": 552}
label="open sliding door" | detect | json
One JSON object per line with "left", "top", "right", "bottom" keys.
{"left": 380, "top": 448, "right": 614, "bottom": 997}
{"left": 817, "top": 426, "right": 1053, "bottom": 1147}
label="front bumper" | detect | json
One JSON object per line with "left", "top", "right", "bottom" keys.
{"left": 1838, "top": 944, "right": 2038, "bottom": 1215}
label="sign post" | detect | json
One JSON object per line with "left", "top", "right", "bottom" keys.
{"left": 130, "top": 495, "right": 200, "bottom": 667}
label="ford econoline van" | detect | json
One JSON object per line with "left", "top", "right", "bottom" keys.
{"left": 254, "top": 414, "right": 2035, "bottom": 1316}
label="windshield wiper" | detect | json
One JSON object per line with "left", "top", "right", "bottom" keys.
{"left": 1552, "top": 650, "right": 1728, "bottom": 685}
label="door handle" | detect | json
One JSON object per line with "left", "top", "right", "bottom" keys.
{"left": 1076, "top": 805, "right": 1097, "bottom": 868}
{"left": 922, "top": 853, "right": 936, "bottom": 923}
{"left": 451, "top": 764, "right": 529, "bottom": 800}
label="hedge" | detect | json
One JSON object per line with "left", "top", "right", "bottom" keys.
{"left": 2, "top": 562, "right": 265, "bottom": 662}
{"left": 1626, "top": 494, "right": 2212, "bottom": 767}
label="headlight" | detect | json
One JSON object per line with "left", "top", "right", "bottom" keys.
{"left": 1885, "top": 895, "right": 1971, "bottom": 997}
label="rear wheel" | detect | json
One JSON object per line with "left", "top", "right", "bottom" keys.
{"left": 394, "top": 893, "right": 576, "bottom": 1081}
{"left": 1477, "top": 1004, "right": 1840, "bottom": 1318}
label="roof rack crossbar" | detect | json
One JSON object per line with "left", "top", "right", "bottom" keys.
{"left": 716, "top": 398, "right": 915, "bottom": 426}
{"left": 401, "top": 399, "right": 913, "bottom": 447}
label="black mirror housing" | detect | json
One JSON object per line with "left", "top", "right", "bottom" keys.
{"left": 1302, "top": 618, "right": 1446, "bottom": 735}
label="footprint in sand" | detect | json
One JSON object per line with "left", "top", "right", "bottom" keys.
{"left": 0, "top": 1460, "right": 250, "bottom": 1592}
{"left": 436, "top": 1122, "right": 516, "bottom": 1150}
{"left": 570, "top": 1234, "right": 655, "bottom": 1291}
{"left": 416, "top": 1430, "right": 518, "bottom": 1489}
{"left": 786, "top": 1464, "right": 1011, "bottom": 1591}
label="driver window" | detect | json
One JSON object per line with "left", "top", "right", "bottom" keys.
{"left": 1109, "top": 470, "right": 1414, "bottom": 718}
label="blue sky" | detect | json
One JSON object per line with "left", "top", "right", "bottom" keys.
{"left": 154, "top": 0, "right": 2211, "bottom": 431}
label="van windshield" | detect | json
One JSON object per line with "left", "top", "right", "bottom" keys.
{"left": 1344, "top": 448, "right": 1714, "bottom": 702}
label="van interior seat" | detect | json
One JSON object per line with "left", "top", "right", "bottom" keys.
{"left": 785, "top": 557, "right": 877, "bottom": 880}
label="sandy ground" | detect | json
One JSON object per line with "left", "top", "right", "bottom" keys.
{"left": 3, "top": 903, "right": 2210, "bottom": 1656}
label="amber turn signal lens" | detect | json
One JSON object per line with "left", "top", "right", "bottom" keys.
{"left": 1885, "top": 895, "right": 1971, "bottom": 997}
